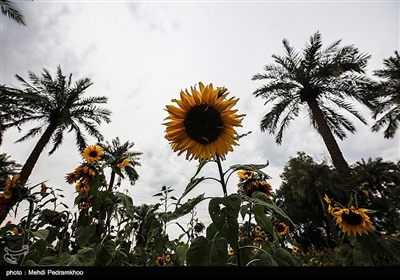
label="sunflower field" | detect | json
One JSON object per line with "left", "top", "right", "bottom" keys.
{"left": 1, "top": 82, "right": 399, "bottom": 272}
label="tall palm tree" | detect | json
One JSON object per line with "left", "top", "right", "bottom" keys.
{"left": 252, "top": 31, "right": 372, "bottom": 195}
{"left": 98, "top": 137, "right": 142, "bottom": 192}
{"left": 0, "top": 65, "right": 112, "bottom": 225}
{"left": 0, "top": 0, "right": 27, "bottom": 26}
{"left": 369, "top": 50, "right": 400, "bottom": 139}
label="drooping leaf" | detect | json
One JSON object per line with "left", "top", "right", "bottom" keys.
{"left": 117, "top": 192, "right": 135, "bottom": 218}
{"left": 229, "top": 163, "right": 271, "bottom": 179}
{"left": 161, "top": 194, "right": 206, "bottom": 223}
{"left": 250, "top": 192, "right": 296, "bottom": 228}
{"left": 177, "top": 177, "right": 207, "bottom": 203}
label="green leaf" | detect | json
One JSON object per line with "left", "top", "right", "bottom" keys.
{"left": 186, "top": 236, "right": 228, "bottom": 266}
{"left": 272, "top": 247, "right": 296, "bottom": 266}
{"left": 250, "top": 192, "right": 296, "bottom": 227}
{"left": 209, "top": 194, "right": 241, "bottom": 249}
{"left": 240, "top": 204, "right": 249, "bottom": 220}
{"left": 376, "top": 235, "right": 400, "bottom": 257}
{"left": 178, "top": 177, "right": 207, "bottom": 203}
{"left": 175, "top": 243, "right": 189, "bottom": 265}
{"left": 88, "top": 173, "right": 104, "bottom": 198}
{"left": 258, "top": 252, "right": 279, "bottom": 266}
{"left": 253, "top": 206, "right": 276, "bottom": 241}
{"left": 31, "top": 229, "right": 49, "bottom": 240}
{"left": 229, "top": 163, "right": 271, "bottom": 179}
{"left": 161, "top": 194, "right": 206, "bottom": 223}
{"left": 338, "top": 243, "right": 373, "bottom": 266}
{"left": 111, "top": 165, "right": 124, "bottom": 178}
{"left": 75, "top": 225, "right": 96, "bottom": 248}
{"left": 94, "top": 240, "right": 116, "bottom": 266}
{"left": 24, "top": 256, "right": 60, "bottom": 266}
{"left": 117, "top": 193, "right": 135, "bottom": 218}
{"left": 59, "top": 247, "right": 96, "bottom": 266}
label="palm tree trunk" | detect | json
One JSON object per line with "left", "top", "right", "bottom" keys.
{"left": 307, "top": 99, "right": 356, "bottom": 195}
{"left": 0, "top": 122, "right": 57, "bottom": 225}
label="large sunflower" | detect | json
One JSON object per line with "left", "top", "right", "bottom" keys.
{"left": 163, "top": 82, "right": 246, "bottom": 161}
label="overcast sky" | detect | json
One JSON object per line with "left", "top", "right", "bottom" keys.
{"left": 1, "top": 0, "right": 399, "bottom": 239}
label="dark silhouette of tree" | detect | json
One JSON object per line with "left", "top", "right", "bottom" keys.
{"left": 0, "top": 85, "right": 36, "bottom": 145}
{"left": 369, "top": 51, "right": 400, "bottom": 139}
{"left": 252, "top": 31, "right": 372, "bottom": 195}
{"left": 0, "top": 0, "right": 27, "bottom": 26}
{"left": 274, "top": 151, "right": 347, "bottom": 249}
{"left": 351, "top": 157, "right": 400, "bottom": 233}
{"left": 0, "top": 153, "right": 21, "bottom": 189}
{"left": 98, "top": 137, "right": 142, "bottom": 192}
{"left": 0, "top": 65, "right": 112, "bottom": 225}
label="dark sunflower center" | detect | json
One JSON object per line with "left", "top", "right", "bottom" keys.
{"left": 342, "top": 210, "right": 363, "bottom": 225}
{"left": 184, "top": 104, "right": 223, "bottom": 144}
{"left": 277, "top": 225, "right": 285, "bottom": 232}
{"left": 89, "top": 151, "right": 98, "bottom": 158}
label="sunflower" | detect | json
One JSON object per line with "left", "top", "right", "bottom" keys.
{"left": 82, "top": 145, "right": 103, "bottom": 163}
{"left": 163, "top": 82, "right": 246, "bottom": 161}
{"left": 324, "top": 194, "right": 374, "bottom": 236}
{"left": 117, "top": 158, "right": 130, "bottom": 169}
{"left": 273, "top": 221, "right": 290, "bottom": 237}
{"left": 331, "top": 205, "right": 374, "bottom": 236}
{"left": 156, "top": 256, "right": 166, "bottom": 266}
{"left": 237, "top": 170, "right": 254, "bottom": 181}
{"left": 0, "top": 174, "right": 20, "bottom": 200}
{"left": 242, "top": 180, "right": 273, "bottom": 197}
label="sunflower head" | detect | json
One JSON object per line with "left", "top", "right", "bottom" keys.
{"left": 82, "top": 145, "right": 103, "bottom": 163}
{"left": 273, "top": 221, "right": 290, "bottom": 237}
{"left": 333, "top": 206, "right": 375, "bottom": 236}
{"left": 163, "top": 82, "right": 246, "bottom": 162}
{"left": 238, "top": 170, "right": 254, "bottom": 181}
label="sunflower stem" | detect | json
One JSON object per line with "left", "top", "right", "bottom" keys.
{"left": 215, "top": 155, "right": 227, "bottom": 196}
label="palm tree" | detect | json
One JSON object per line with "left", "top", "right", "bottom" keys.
{"left": 1, "top": 85, "right": 36, "bottom": 145}
{"left": 369, "top": 50, "right": 400, "bottom": 139}
{"left": 251, "top": 31, "right": 372, "bottom": 195}
{"left": 0, "top": 153, "right": 21, "bottom": 189}
{"left": 0, "top": 0, "right": 27, "bottom": 26}
{"left": 0, "top": 65, "right": 112, "bottom": 225}
{"left": 99, "top": 137, "right": 142, "bottom": 192}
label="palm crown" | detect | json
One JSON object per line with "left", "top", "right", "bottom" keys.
{"left": 252, "top": 31, "right": 372, "bottom": 194}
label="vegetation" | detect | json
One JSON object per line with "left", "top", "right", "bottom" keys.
{"left": 0, "top": 30, "right": 399, "bottom": 268}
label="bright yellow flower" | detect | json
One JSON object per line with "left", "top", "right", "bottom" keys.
{"left": 237, "top": 170, "right": 254, "bottom": 181}
{"left": 117, "top": 158, "right": 130, "bottom": 169}
{"left": 332, "top": 205, "right": 374, "bottom": 236}
{"left": 82, "top": 145, "right": 103, "bottom": 163}
{"left": 163, "top": 82, "right": 245, "bottom": 161}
